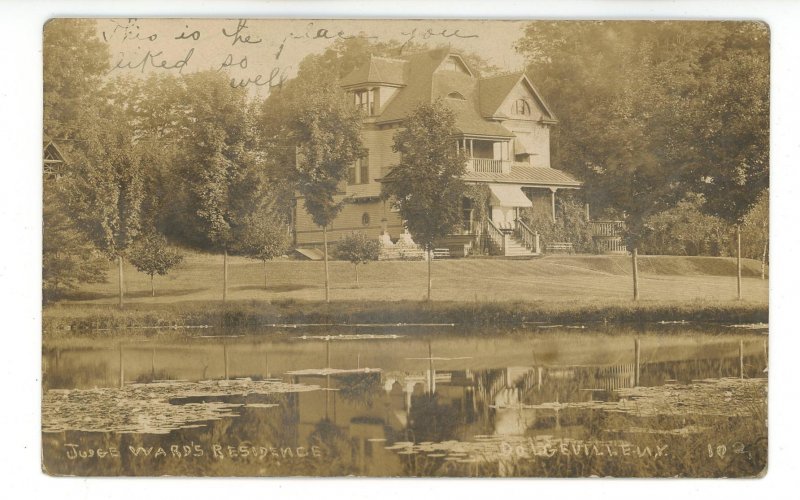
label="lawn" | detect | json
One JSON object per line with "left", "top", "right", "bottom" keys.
{"left": 61, "top": 252, "right": 769, "bottom": 305}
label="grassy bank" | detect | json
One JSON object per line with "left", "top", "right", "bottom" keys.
{"left": 42, "top": 298, "right": 769, "bottom": 335}
{"left": 57, "top": 253, "right": 769, "bottom": 305}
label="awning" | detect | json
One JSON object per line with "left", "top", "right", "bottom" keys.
{"left": 514, "top": 137, "right": 530, "bottom": 155}
{"left": 514, "top": 133, "right": 536, "bottom": 156}
{"left": 489, "top": 184, "right": 533, "bottom": 208}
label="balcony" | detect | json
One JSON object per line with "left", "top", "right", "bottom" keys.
{"left": 467, "top": 158, "right": 511, "bottom": 174}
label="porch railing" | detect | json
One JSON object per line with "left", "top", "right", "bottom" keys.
{"left": 486, "top": 219, "right": 506, "bottom": 255}
{"left": 591, "top": 220, "right": 625, "bottom": 237}
{"left": 591, "top": 220, "right": 628, "bottom": 254}
{"left": 513, "top": 219, "right": 540, "bottom": 254}
{"left": 468, "top": 158, "right": 507, "bottom": 174}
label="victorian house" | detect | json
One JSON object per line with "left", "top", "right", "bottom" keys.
{"left": 292, "top": 48, "right": 594, "bottom": 257}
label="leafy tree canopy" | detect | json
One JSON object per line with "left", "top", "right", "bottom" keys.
{"left": 44, "top": 19, "right": 110, "bottom": 147}
{"left": 128, "top": 231, "right": 184, "bottom": 278}
{"left": 516, "top": 21, "right": 769, "bottom": 242}
{"left": 382, "top": 99, "right": 467, "bottom": 250}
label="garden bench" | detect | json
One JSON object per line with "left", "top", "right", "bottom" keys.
{"left": 545, "top": 242, "right": 575, "bottom": 254}
{"left": 433, "top": 248, "right": 451, "bottom": 259}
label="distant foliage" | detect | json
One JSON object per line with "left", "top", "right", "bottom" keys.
{"left": 638, "top": 194, "right": 729, "bottom": 256}
{"left": 128, "top": 232, "right": 184, "bottom": 280}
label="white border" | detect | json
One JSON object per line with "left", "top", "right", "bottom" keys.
{"left": 3, "top": 1, "right": 798, "bottom": 499}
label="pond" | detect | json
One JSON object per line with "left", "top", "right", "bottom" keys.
{"left": 41, "top": 324, "right": 768, "bottom": 477}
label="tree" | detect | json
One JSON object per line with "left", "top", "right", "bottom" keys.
{"left": 65, "top": 112, "right": 146, "bottom": 308}
{"left": 279, "top": 81, "right": 364, "bottom": 302}
{"left": 334, "top": 232, "right": 381, "bottom": 284}
{"left": 683, "top": 26, "right": 769, "bottom": 299}
{"left": 43, "top": 19, "right": 109, "bottom": 148}
{"left": 176, "top": 71, "right": 263, "bottom": 302}
{"left": 42, "top": 183, "right": 107, "bottom": 302}
{"left": 128, "top": 232, "right": 184, "bottom": 297}
{"left": 516, "top": 22, "right": 740, "bottom": 300}
{"left": 742, "top": 190, "right": 769, "bottom": 280}
{"left": 381, "top": 99, "right": 467, "bottom": 301}
{"left": 42, "top": 19, "right": 111, "bottom": 301}
{"left": 235, "top": 214, "right": 290, "bottom": 290}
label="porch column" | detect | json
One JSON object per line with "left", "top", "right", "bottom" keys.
{"left": 549, "top": 188, "right": 558, "bottom": 223}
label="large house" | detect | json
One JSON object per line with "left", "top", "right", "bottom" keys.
{"left": 292, "top": 48, "right": 586, "bottom": 257}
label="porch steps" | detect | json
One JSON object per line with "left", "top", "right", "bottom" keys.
{"left": 503, "top": 237, "right": 538, "bottom": 258}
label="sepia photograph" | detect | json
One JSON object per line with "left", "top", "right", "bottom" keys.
{"left": 39, "top": 17, "right": 769, "bottom": 478}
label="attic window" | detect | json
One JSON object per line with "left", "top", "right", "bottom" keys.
{"left": 440, "top": 55, "right": 470, "bottom": 75}
{"left": 512, "top": 99, "right": 531, "bottom": 116}
{"left": 446, "top": 91, "right": 466, "bottom": 100}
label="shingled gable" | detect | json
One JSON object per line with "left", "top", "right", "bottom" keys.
{"left": 479, "top": 72, "right": 558, "bottom": 123}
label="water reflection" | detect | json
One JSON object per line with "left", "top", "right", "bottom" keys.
{"left": 41, "top": 328, "right": 768, "bottom": 477}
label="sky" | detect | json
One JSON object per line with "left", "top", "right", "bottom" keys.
{"left": 95, "top": 18, "right": 530, "bottom": 98}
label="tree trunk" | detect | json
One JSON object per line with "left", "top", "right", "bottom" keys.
{"left": 631, "top": 246, "right": 640, "bottom": 301}
{"left": 427, "top": 248, "right": 432, "bottom": 302}
{"left": 761, "top": 239, "right": 768, "bottom": 280}
{"left": 264, "top": 260, "right": 268, "bottom": 290}
{"left": 222, "top": 248, "right": 228, "bottom": 302}
{"left": 736, "top": 224, "right": 742, "bottom": 300}
{"left": 355, "top": 264, "right": 359, "bottom": 284}
{"left": 117, "top": 254, "right": 124, "bottom": 308}
{"left": 151, "top": 274, "right": 155, "bottom": 297}
{"left": 323, "top": 226, "right": 330, "bottom": 303}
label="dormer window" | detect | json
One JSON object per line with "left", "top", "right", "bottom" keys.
{"left": 446, "top": 91, "right": 466, "bottom": 100}
{"left": 354, "top": 88, "right": 380, "bottom": 116}
{"left": 512, "top": 99, "right": 531, "bottom": 116}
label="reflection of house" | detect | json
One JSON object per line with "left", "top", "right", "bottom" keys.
{"left": 292, "top": 48, "right": 584, "bottom": 257}
{"left": 291, "top": 373, "right": 403, "bottom": 475}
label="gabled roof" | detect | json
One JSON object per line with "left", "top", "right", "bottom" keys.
{"left": 340, "top": 55, "right": 407, "bottom": 88}
{"left": 478, "top": 72, "right": 522, "bottom": 118}
{"left": 340, "top": 48, "right": 558, "bottom": 136}
{"left": 479, "top": 72, "right": 558, "bottom": 122}
{"left": 43, "top": 141, "right": 66, "bottom": 164}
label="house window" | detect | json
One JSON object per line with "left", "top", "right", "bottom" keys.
{"left": 349, "top": 151, "right": 370, "bottom": 185}
{"left": 512, "top": 99, "right": 531, "bottom": 116}
{"left": 347, "top": 163, "right": 357, "bottom": 185}
{"left": 441, "top": 55, "right": 470, "bottom": 75}
{"left": 462, "top": 197, "right": 474, "bottom": 233}
{"left": 362, "top": 213, "right": 371, "bottom": 226}
{"left": 354, "top": 89, "right": 378, "bottom": 115}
